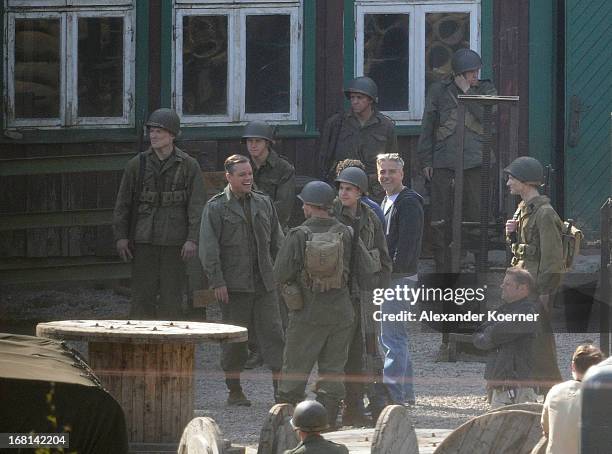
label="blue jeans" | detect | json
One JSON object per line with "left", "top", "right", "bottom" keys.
{"left": 380, "top": 276, "right": 415, "bottom": 403}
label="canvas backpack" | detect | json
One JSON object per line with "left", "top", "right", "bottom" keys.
{"left": 297, "top": 224, "right": 349, "bottom": 292}
{"left": 561, "top": 219, "right": 583, "bottom": 270}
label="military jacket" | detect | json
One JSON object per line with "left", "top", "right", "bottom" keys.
{"left": 274, "top": 217, "right": 354, "bottom": 326}
{"left": 199, "top": 186, "right": 284, "bottom": 293}
{"left": 509, "top": 195, "right": 564, "bottom": 295}
{"left": 417, "top": 77, "right": 497, "bottom": 170}
{"left": 113, "top": 147, "right": 206, "bottom": 246}
{"left": 251, "top": 149, "right": 296, "bottom": 228}
{"left": 283, "top": 434, "right": 349, "bottom": 454}
{"left": 332, "top": 200, "right": 392, "bottom": 292}
{"left": 319, "top": 110, "right": 397, "bottom": 178}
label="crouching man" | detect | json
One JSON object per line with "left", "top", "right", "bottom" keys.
{"left": 473, "top": 267, "right": 541, "bottom": 408}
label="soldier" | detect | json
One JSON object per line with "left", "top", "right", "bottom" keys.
{"left": 199, "top": 154, "right": 285, "bottom": 406}
{"left": 275, "top": 181, "right": 355, "bottom": 428}
{"left": 242, "top": 120, "right": 295, "bottom": 369}
{"left": 377, "top": 153, "right": 424, "bottom": 405}
{"left": 332, "top": 166, "right": 392, "bottom": 425}
{"left": 319, "top": 76, "right": 398, "bottom": 201}
{"left": 335, "top": 159, "right": 386, "bottom": 226}
{"left": 113, "top": 108, "right": 206, "bottom": 320}
{"left": 243, "top": 120, "right": 296, "bottom": 229}
{"left": 284, "top": 400, "right": 349, "bottom": 454}
{"left": 504, "top": 156, "right": 563, "bottom": 392}
{"left": 504, "top": 156, "right": 565, "bottom": 305}
{"left": 417, "top": 48, "right": 497, "bottom": 272}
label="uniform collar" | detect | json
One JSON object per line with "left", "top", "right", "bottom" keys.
{"left": 347, "top": 109, "right": 381, "bottom": 128}
{"left": 251, "top": 148, "right": 279, "bottom": 170}
{"left": 520, "top": 195, "right": 550, "bottom": 214}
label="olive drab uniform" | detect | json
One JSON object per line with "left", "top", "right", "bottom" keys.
{"left": 113, "top": 147, "right": 206, "bottom": 319}
{"left": 283, "top": 434, "right": 349, "bottom": 454}
{"left": 319, "top": 111, "right": 397, "bottom": 201}
{"left": 274, "top": 216, "right": 355, "bottom": 408}
{"left": 332, "top": 200, "right": 392, "bottom": 418}
{"left": 199, "top": 186, "right": 286, "bottom": 393}
{"left": 508, "top": 194, "right": 564, "bottom": 390}
{"left": 417, "top": 76, "right": 497, "bottom": 270}
{"left": 251, "top": 149, "right": 296, "bottom": 229}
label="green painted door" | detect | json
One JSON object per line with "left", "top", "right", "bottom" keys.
{"left": 564, "top": 0, "right": 612, "bottom": 236}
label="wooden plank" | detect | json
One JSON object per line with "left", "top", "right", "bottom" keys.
{"left": 180, "top": 343, "right": 195, "bottom": 440}
{"left": 131, "top": 342, "right": 146, "bottom": 443}
{"left": 160, "top": 342, "right": 175, "bottom": 443}
{"left": 143, "top": 343, "right": 161, "bottom": 442}
{"left": 120, "top": 343, "right": 135, "bottom": 443}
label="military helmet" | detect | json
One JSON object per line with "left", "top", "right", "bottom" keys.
{"left": 146, "top": 108, "right": 180, "bottom": 136}
{"left": 298, "top": 181, "right": 335, "bottom": 209}
{"left": 344, "top": 76, "right": 379, "bottom": 103}
{"left": 451, "top": 48, "right": 482, "bottom": 74}
{"left": 242, "top": 120, "right": 274, "bottom": 143}
{"left": 290, "top": 400, "right": 329, "bottom": 432}
{"left": 335, "top": 167, "right": 368, "bottom": 194}
{"left": 504, "top": 156, "right": 544, "bottom": 184}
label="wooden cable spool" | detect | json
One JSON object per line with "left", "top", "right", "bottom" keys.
{"left": 371, "top": 405, "right": 419, "bottom": 454}
{"left": 426, "top": 42, "right": 453, "bottom": 76}
{"left": 15, "top": 31, "right": 60, "bottom": 60}
{"left": 432, "top": 14, "right": 467, "bottom": 46}
{"left": 178, "top": 417, "right": 224, "bottom": 454}
{"left": 486, "top": 402, "right": 544, "bottom": 414}
{"left": 257, "top": 403, "right": 299, "bottom": 454}
{"left": 433, "top": 409, "right": 543, "bottom": 454}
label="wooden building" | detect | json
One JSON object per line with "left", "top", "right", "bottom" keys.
{"left": 1, "top": 0, "right": 611, "bottom": 283}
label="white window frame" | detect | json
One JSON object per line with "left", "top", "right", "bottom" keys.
{"left": 3, "top": 2, "right": 135, "bottom": 129}
{"left": 174, "top": 2, "right": 303, "bottom": 126}
{"left": 355, "top": 0, "right": 480, "bottom": 126}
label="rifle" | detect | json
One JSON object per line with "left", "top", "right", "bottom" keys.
{"left": 319, "top": 112, "right": 345, "bottom": 181}
{"left": 542, "top": 164, "right": 555, "bottom": 197}
{"left": 127, "top": 118, "right": 147, "bottom": 249}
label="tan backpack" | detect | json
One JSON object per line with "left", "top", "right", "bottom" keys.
{"left": 561, "top": 219, "right": 583, "bottom": 270}
{"left": 297, "top": 224, "right": 348, "bottom": 292}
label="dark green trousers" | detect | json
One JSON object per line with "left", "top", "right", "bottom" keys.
{"left": 131, "top": 243, "right": 185, "bottom": 320}
{"left": 431, "top": 167, "right": 481, "bottom": 272}
{"left": 220, "top": 289, "right": 285, "bottom": 390}
{"left": 278, "top": 316, "right": 354, "bottom": 404}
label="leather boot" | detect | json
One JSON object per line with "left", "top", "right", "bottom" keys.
{"left": 316, "top": 394, "right": 340, "bottom": 431}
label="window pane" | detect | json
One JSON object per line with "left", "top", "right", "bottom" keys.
{"left": 245, "top": 14, "right": 290, "bottom": 114}
{"left": 78, "top": 17, "right": 124, "bottom": 117}
{"left": 14, "top": 19, "right": 60, "bottom": 118}
{"left": 364, "top": 14, "right": 409, "bottom": 111}
{"left": 182, "top": 15, "right": 228, "bottom": 115}
{"left": 426, "top": 12, "right": 470, "bottom": 89}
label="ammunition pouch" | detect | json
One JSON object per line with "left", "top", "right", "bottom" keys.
{"left": 139, "top": 190, "right": 187, "bottom": 206}
{"left": 280, "top": 282, "right": 304, "bottom": 311}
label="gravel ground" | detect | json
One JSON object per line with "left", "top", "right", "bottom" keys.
{"left": 0, "top": 264, "right": 603, "bottom": 449}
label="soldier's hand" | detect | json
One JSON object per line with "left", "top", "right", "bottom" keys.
{"left": 423, "top": 167, "right": 433, "bottom": 180}
{"left": 214, "top": 286, "right": 229, "bottom": 304}
{"left": 505, "top": 219, "right": 518, "bottom": 235}
{"left": 116, "top": 239, "right": 133, "bottom": 262}
{"left": 181, "top": 240, "right": 197, "bottom": 261}
{"left": 454, "top": 74, "right": 471, "bottom": 93}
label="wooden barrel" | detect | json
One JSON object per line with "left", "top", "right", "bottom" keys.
{"left": 433, "top": 409, "right": 543, "bottom": 454}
